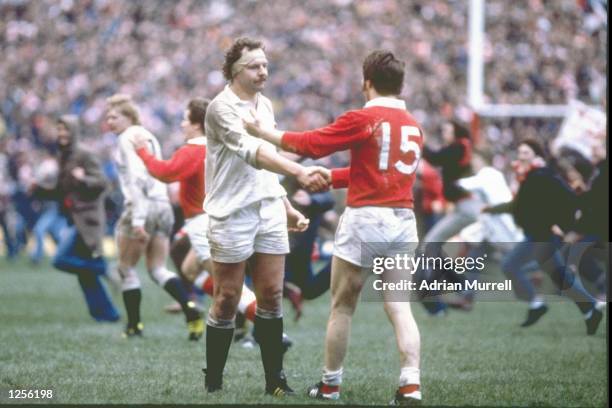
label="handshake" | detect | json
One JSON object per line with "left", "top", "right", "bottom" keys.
{"left": 297, "top": 166, "right": 332, "bottom": 193}
{"left": 243, "top": 109, "right": 332, "bottom": 193}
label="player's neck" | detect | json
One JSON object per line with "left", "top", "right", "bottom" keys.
{"left": 365, "top": 89, "right": 397, "bottom": 102}
{"left": 230, "top": 83, "right": 257, "bottom": 103}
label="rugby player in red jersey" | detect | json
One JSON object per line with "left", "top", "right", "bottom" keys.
{"left": 244, "top": 50, "right": 424, "bottom": 405}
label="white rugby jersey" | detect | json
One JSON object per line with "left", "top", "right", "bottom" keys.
{"left": 114, "top": 125, "right": 169, "bottom": 227}
{"left": 204, "top": 85, "right": 286, "bottom": 218}
{"left": 458, "top": 166, "right": 523, "bottom": 242}
{"left": 457, "top": 167, "right": 512, "bottom": 205}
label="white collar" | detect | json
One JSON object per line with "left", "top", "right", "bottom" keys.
{"left": 224, "top": 84, "right": 259, "bottom": 106}
{"left": 364, "top": 97, "right": 406, "bottom": 110}
{"left": 187, "top": 136, "right": 206, "bottom": 145}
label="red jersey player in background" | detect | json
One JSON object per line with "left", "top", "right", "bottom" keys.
{"left": 244, "top": 50, "right": 424, "bottom": 405}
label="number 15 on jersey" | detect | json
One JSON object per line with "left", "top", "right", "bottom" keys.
{"left": 378, "top": 122, "right": 422, "bottom": 175}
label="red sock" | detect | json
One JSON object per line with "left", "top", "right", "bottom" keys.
{"left": 202, "top": 276, "right": 214, "bottom": 295}
{"left": 245, "top": 301, "right": 257, "bottom": 322}
{"left": 322, "top": 383, "right": 339, "bottom": 392}
{"left": 398, "top": 384, "right": 420, "bottom": 394}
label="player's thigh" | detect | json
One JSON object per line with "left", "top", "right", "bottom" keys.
{"left": 329, "top": 255, "right": 367, "bottom": 311}
{"left": 145, "top": 233, "right": 170, "bottom": 271}
{"left": 116, "top": 230, "right": 144, "bottom": 267}
{"left": 181, "top": 248, "right": 201, "bottom": 282}
{"left": 115, "top": 210, "right": 145, "bottom": 266}
{"left": 424, "top": 209, "right": 475, "bottom": 244}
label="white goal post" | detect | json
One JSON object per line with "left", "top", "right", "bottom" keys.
{"left": 467, "top": 0, "right": 600, "bottom": 118}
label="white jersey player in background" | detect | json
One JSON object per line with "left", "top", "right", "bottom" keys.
{"left": 105, "top": 94, "right": 202, "bottom": 339}
{"left": 445, "top": 151, "right": 527, "bottom": 311}
{"left": 456, "top": 151, "right": 524, "bottom": 245}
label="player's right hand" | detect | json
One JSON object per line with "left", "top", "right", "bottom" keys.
{"left": 298, "top": 166, "right": 331, "bottom": 192}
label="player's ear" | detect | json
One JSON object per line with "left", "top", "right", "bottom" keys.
{"left": 362, "top": 79, "right": 370, "bottom": 92}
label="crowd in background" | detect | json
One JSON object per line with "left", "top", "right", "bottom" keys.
{"left": 0, "top": 0, "right": 607, "bottom": 261}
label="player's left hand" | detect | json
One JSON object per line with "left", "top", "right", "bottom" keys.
{"left": 286, "top": 207, "right": 310, "bottom": 232}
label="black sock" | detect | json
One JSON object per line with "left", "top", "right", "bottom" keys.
{"left": 254, "top": 315, "right": 284, "bottom": 385}
{"left": 205, "top": 325, "right": 234, "bottom": 387}
{"left": 163, "top": 277, "right": 195, "bottom": 320}
{"left": 122, "top": 288, "right": 142, "bottom": 327}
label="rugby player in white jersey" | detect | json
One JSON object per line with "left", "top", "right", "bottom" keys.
{"left": 105, "top": 94, "right": 202, "bottom": 339}
{"left": 202, "top": 37, "right": 326, "bottom": 396}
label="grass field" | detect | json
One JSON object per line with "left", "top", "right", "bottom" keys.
{"left": 0, "top": 257, "right": 607, "bottom": 406}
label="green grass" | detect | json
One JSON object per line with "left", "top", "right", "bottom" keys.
{"left": 0, "top": 257, "right": 607, "bottom": 406}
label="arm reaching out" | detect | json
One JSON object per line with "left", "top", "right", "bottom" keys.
{"left": 255, "top": 144, "right": 330, "bottom": 192}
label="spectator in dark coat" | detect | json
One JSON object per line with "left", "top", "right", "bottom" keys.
{"left": 486, "top": 139, "right": 603, "bottom": 334}
{"left": 34, "top": 115, "right": 119, "bottom": 322}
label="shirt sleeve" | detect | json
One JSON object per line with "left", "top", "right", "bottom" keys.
{"left": 136, "top": 146, "right": 193, "bottom": 183}
{"left": 331, "top": 167, "right": 350, "bottom": 189}
{"left": 456, "top": 173, "right": 482, "bottom": 191}
{"left": 281, "top": 111, "right": 374, "bottom": 158}
{"left": 423, "top": 143, "right": 465, "bottom": 166}
{"left": 119, "top": 134, "right": 149, "bottom": 227}
{"left": 209, "top": 102, "right": 264, "bottom": 168}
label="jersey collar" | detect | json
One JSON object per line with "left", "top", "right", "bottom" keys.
{"left": 187, "top": 136, "right": 207, "bottom": 145}
{"left": 224, "top": 84, "right": 260, "bottom": 107}
{"left": 364, "top": 97, "right": 406, "bottom": 110}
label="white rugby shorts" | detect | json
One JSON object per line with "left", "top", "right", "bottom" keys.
{"left": 183, "top": 213, "right": 211, "bottom": 262}
{"left": 334, "top": 206, "right": 419, "bottom": 268}
{"left": 207, "top": 197, "right": 290, "bottom": 263}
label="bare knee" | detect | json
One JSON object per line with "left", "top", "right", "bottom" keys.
{"left": 213, "top": 288, "right": 241, "bottom": 320}
{"left": 256, "top": 284, "right": 283, "bottom": 311}
{"left": 331, "top": 278, "right": 363, "bottom": 314}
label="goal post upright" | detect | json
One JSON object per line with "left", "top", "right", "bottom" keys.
{"left": 466, "top": 0, "right": 600, "bottom": 148}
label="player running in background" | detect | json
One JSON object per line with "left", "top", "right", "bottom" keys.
{"left": 485, "top": 139, "right": 604, "bottom": 334}
{"left": 202, "top": 37, "right": 322, "bottom": 396}
{"left": 416, "top": 120, "right": 482, "bottom": 315}
{"left": 105, "top": 94, "right": 202, "bottom": 339}
{"left": 244, "top": 50, "right": 424, "bottom": 405}
{"left": 445, "top": 150, "right": 526, "bottom": 311}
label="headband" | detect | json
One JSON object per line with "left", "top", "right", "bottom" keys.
{"left": 231, "top": 48, "right": 267, "bottom": 77}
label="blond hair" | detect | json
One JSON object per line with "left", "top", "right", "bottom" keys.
{"left": 106, "top": 93, "right": 141, "bottom": 125}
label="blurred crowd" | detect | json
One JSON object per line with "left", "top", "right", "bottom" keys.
{"left": 0, "top": 0, "right": 607, "bottom": 260}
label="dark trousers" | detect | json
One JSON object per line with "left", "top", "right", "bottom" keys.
{"left": 502, "top": 235, "right": 596, "bottom": 313}
{"left": 52, "top": 226, "right": 119, "bottom": 321}
{"left": 285, "top": 213, "right": 331, "bottom": 300}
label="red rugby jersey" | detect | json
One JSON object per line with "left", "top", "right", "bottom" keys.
{"left": 282, "top": 97, "right": 423, "bottom": 208}
{"left": 136, "top": 137, "right": 206, "bottom": 218}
